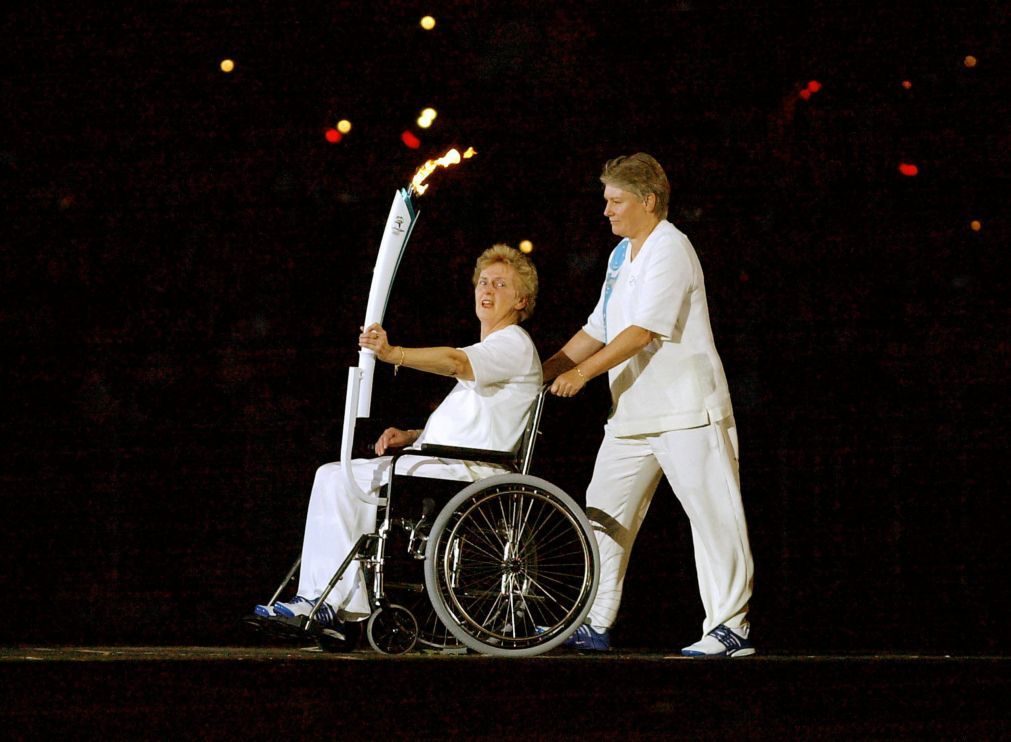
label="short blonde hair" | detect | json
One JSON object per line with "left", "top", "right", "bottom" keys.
{"left": 473, "top": 244, "right": 538, "bottom": 321}
{"left": 600, "top": 152, "right": 670, "bottom": 220}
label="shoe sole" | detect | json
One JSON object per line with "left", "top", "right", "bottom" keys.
{"left": 681, "top": 647, "right": 756, "bottom": 658}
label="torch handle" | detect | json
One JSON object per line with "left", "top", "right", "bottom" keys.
{"left": 356, "top": 349, "right": 377, "bottom": 417}
{"left": 340, "top": 367, "right": 386, "bottom": 506}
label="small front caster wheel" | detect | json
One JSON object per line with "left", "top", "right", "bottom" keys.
{"left": 367, "top": 604, "right": 418, "bottom": 654}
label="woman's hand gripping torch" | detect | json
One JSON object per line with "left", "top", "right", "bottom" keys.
{"left": 340, "top": 148, "right": 475, "bottom": 505}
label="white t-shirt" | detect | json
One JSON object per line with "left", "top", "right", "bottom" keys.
{"left": 583, "top": 220, "right": 733, "bottom": 436}
{"left": 418, "top": 324, "right": 543, "bottom": 452}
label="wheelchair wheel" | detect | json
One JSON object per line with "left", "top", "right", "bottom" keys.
{"left": 424, "top": 474, "right": 599, "bottom": 657}
{"left": 366, "top": 604, "right": 418, "bottom": 655}
{"left": 383, "top": 581, "right": 463, "bottom": 652}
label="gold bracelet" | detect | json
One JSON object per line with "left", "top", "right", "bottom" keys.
{"left": 574, "top": 366, "right": 587, "bottom": 381}
{"left": 394, "top": 346, "right": 406, "bottom": 376}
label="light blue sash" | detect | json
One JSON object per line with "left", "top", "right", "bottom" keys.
{"left": 602, "top": 238, "right": 629, "bottom": 343}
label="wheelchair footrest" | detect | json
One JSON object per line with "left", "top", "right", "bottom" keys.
{"left": 243, "top": 613, "right": 346, "bottom": 643}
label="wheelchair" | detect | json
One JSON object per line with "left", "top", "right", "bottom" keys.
{"left": 248, "top": 388, "right": 600, "bottom": 657}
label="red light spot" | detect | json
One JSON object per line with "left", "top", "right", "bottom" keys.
{"left": 798, "top": 89, "right": 811, "bottom": 101}
{"left": 325, "top": 128, "right": 342, "bottom": 143}
{"left": 898, "top": 162, "right": 919, "bottom": 177}
{"left": 401, "top": 130, "right": 421, "bottom": 149}
{"left": 806, "top": 80, "right": 822, "bottom": 93}
{"left": 901, "top": 80, "right": 913, "bottom": 89}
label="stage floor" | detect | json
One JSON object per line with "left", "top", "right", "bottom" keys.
{"left": 2, "top": 644, "right": 1007, "bottom": 663}
{"left": 2, "top": 646, "right": 1008, "bottom": 739}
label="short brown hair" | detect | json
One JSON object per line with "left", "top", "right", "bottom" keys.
{"left": 473, "top": 244, "right": 538, "bottom": 322}
{"left": 600, "top": 152, "right": 670, "bottom": 220}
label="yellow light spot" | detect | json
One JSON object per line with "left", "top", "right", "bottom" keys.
{"left": 963, "top": 55, "right": 977, "bottom": 68}
{"left": 337, "top": 119, "right": 352, "bottom": 134}
{"left": 420, "top": 16, "right": 436, "bottom": 30}
{"left": 970, "top": 220, "right": 982, "bottom": 232}
{"left": 519, "top": 240, "right": 534, "bottom": 254}
{"left": 417, "top": 107, "right": 438, "bottom": 129}
{"left": 220, "top": 59, "right": 235, "bottom": 73}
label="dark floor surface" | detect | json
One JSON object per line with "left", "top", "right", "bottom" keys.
{"left": 1, "top": 645, "right": 1007, "bottom": 740}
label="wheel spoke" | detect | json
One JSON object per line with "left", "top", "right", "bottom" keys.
{"left": 429, "top": 481, "right": 597, "bottom": 653}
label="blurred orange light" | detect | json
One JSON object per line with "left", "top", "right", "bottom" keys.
{"left": 963, "top": 55, "right": 977, "bottom": 68}
{"left": 220, "top": 59, "right": 235, "bottom": 73}
{"left": 901, "top": 80, "right": 913, "bottom": 89}
{"left": 325, "top": 128, "right": 342, "bottom": 143}
{"left": 519, "top": 240, "right": 533, "bottom": 254}
{"left": 970, "top": 220, "right": 982, "bottom": 232}
{"left": 898, "top": 162, "right": 919, "bottom": 177}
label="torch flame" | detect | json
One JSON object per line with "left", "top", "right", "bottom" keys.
{"left": 410, "top": 147, "right": 477, "bottom": 195}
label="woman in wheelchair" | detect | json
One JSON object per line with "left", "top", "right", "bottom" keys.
{"left": 254, "top": 245, "right": 542, "bottom": 631}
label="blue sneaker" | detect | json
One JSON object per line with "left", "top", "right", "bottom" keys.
{"left": 681, "top": 624, "right": 755, "bottom": 657}
{"left": 563, "top": 624, "right": 610, "bottom": 651}
{"left": 273, "top": 596, "right": 338, "bottom": 628}
{"left": 253, "top": 604, "right": 276, "bottom": 617}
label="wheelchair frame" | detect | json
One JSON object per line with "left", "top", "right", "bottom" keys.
{"left": 250, "top": 388, "right": 600, "bottom": 656}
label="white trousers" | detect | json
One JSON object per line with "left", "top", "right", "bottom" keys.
{"left": 296, "top": 455, "right": 483, "bottom": 620}
{"left": 585, "top": 416, "right": 753, "bottom": 635}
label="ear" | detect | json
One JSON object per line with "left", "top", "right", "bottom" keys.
{"left": 643, "top": 193, "right": 657, "bottom": 214}
{"left": 514, "top": 295, "right": 528, "bottom": 311}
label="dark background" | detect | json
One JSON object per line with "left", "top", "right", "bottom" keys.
{"left": 2, "top": 1, "right": 1007, "bottom": 653}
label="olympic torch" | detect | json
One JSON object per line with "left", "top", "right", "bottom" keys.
{"left": 341, "top": 147, "right": 476, "bottom": 505}
{"left": 355, "top": 187, "right": 419, "bottom": 419}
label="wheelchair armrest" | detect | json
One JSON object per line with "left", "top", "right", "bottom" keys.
{"left": 415, "top": 443, "right": 518, "bottom": 466}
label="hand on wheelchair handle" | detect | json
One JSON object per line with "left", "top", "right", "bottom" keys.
{"left": 549, "top": 368, "right": 586, "bottom": 398}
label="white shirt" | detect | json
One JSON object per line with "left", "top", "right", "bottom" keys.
{"left": 419, "top": 324, "right": 543, "bottom": 452}
{"left": 583, "top": 220, "right": 733, "bottom": 436}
